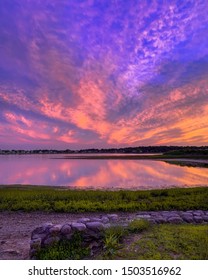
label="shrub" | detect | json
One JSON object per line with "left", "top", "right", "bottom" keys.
{"left": 36, "top": 232, "right": 90, "bottom": 260}
{"left": 103, "top": 226, "right": 126, "bottom": 258}
{"left": 128, "top": 219, "right": 150, "bottom": 233}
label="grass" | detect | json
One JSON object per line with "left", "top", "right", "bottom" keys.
{"left": 35, "top": 222, "right": 208, "bottom": 260}
{"left": 0, "top": 186, "right": 207, "bottom": 212}
{"left": 101, "top": 224, "right": 208, "bottom": 260}
{"left": 128, "top": 219, "right": 150, "bottom": 233}
{"left": 102, "top": 220, "right": 151, "bottom": 259}
{"left": 102, "top": 226, "right": 126, "bottom": 258}
{"left": 35, "top": 232, "right": 90, "bottom": 260}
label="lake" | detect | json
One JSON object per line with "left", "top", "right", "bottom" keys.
{"left": 0, "top": 154, "right": 208, "bottom": 189}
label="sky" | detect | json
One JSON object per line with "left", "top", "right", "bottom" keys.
{"left": 0, "top": 0, "right": 208, "bottom": 149}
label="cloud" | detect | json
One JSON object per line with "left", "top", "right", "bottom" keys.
{"left": 0, "top": 0, "right": 208, "bottom": 148}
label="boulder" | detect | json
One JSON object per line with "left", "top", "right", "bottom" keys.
{"left": 107, "top": 214, "right": 118, "bottom": 221}
{"left": 181, "top": 214, "right": 194, "bottom": 223}
{"left": 202, "top": 215, "right": 208, "bottom": 222}
{"left": 30, "top": 238, "right": 42, "bottom": 250}
{"left": 136, "top": 214, "right": 151, "bottom": 219}
{"left": 168, "top": 217, "right": 183, "bottom": 224}
{"left": 77, "top": 218, "right": 91, "bottom": 223}
{"left": 71, "top": 223, "right": 86, "bottom": 231}
{"left": 154, "top": 217, "right": 167, "bottom": 223}
{"left": 101, "top": 216, "right": 110, "bottom": 224}
{"left": 91, "top": 218, "right": 103, "bottom": 223}
{"left": 43, "top": 236, "right": 60, "bottom": 246}
{"left": 61, "top": 224, "right": 72, "bottom": 235}
{"left": 193, "top": 210, "right": 204, "bottom": 216}
{"left": 86, "top": 222, "right": 104, "bottom": 231}
{"left": 49, "top": 225, "right": 62, "bottom": 234}
{"left": 31, "top": 225, "right": 50, "bottom": 240}
{"left": 194, "top": 216, "right": 203, "bottom": 223}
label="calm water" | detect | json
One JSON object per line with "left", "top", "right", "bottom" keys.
{"left": 0, "top": 154, "right": 208, "bottom": 189}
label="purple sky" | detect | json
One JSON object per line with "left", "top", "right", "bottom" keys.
{"left": 0, "top": 0, "right": 208, "bottom": 149}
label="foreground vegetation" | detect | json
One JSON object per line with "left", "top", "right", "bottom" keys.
{"left": 36, "top": 232, "right": 90, "bottom": 260}
{"left": 103, "top": 223, "right": 208, "bottom": 260}
{"left": 0, "top": 186, "right": 207, "bottom": 212}
{"left": 36, "top": 222, "right": 208, "bottom": 260}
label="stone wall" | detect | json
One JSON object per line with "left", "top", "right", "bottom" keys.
{"left": 30, "top": 210, "right": 208, "bottom": 259}
{"left": 30, "top": 214, "right": 118, "bottom": 259}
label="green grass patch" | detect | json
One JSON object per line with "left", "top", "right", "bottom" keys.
{"left": 128, "top": 219, "right": 150, "bottom": 233}
{"left": 113, "top": 224, "right": 208, "bottom": 260}
{"left": 102, "top": 225, "right": 127, "bottom": 258}
{"left": 0, "top": 186, "right": 207, "bottom": 212}
{"left": 35, "top": 232, "right": 90, "bottom": 260}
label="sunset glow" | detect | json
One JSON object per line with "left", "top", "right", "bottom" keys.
{"left": 0, "top": 0, "right": 208, "bottom": 149}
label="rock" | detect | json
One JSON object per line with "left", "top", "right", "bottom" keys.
{"left": 30, "top": 238, "right": 42, "bottom": 250}
{"left": 61, "top": 224, "right": 72, "bottom": 235}
{"left": 101, "top": 216, "right": 110, "bottom": 224}
{"left": 166, "top": 213, "right": 181, "bottom": 218}
{"left": 91, "top": 218, "right": 103, "bottom": 223}
{"left": 154, "top": 217, "right": 167, "bottom": 223}
{"left": 86, "top": 222, "right": 104, "bottom": 231}
{"left": 162, "top": 211, "right": 172, "bottom": 214}
{"left": 137, "top": 211, "right": 150, "bottom": 215}
{"left": 161, "top": 211, "right": 176, "bottom": 217}
{"left": 136, "top": 214, "right": 151, "bottom": 219}
{"left": 65, "top": 233, "right": 74, "bottom": 240}
{"left": 194, "top": 216, "right": 204, "bottom": 223}
{"left": 168, "top": 217, "right": 183, "bottom": 224}
{"left": 49, "top": 225, "right": 62, "bottom": 234}
{"left": 181, "top": 215, "right": 194, "bottom": 223}
{"left": 107, "top": 214, "right": 118, "bottom": 221}
{"left": 43, "top": 236, "right": 60, "bottom": 246}
{"left": 71, "top": 223, "right": 86, "bottom": 231}
{"left": 83, "top": 229, "right": 101, "bottom": 240}
{"left": 77, "top": 218, "right": 91, "bottom": 223}
{"left": 42, "top": 222, "right": 53, "bottom": 228}
{"left": 31, "top": 225, "right": 50, "bottom": 240}
{"left": 186, "top": 210, "right": 194, "bottom": 214}
{"left": 31, "top": 226, "right": 46, "bottom": 236}
{"left": 193, "top": 210, "right": 204, "bottom": 216}
{"left": 202, "top": 215, "right": 208, "bottom": 222}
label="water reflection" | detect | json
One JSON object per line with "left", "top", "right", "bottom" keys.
{"left": 0, "top": 154, "right": 208, "bottom": 189}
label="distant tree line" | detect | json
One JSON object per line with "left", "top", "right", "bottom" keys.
{"left": 0, "top": 146, "right": 208, "bottom": 155}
